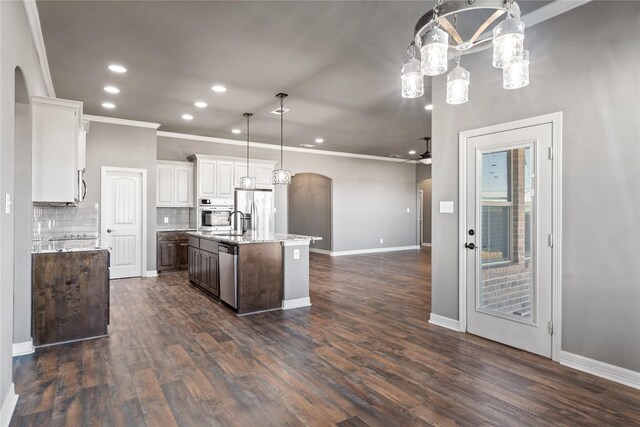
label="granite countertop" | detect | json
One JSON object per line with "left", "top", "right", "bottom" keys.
{"left": 187, "top": 230, "right": 322, "bottom": 245}
{"left": 157, "top": 228, "right": 197, "bottom": 232}
{"left": 32, "top": 238, "right": 111, "bottom": 254}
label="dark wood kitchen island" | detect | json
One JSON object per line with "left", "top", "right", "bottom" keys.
{"left": 187, "top": 231, "right": 320, "bottom": 315}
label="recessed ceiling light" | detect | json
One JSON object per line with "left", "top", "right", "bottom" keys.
{"left": 194, "top": 101, "right": 207, "bottom": 108}
{"left": 104, "top": 86, "right": 120, "bottom": 94}
{"left": 182, "top": 114, "right": 193, "bottom": 120}
{"left": 315, "top": 138, "right": 324, "bottom": 144}
{"left": 409, "top": 150, "right": 417, "bottom": 155}
{"left": 108, "top": 64, "right": 127, "bottom": 73}
{"left": 211, "top": 85, "right": 227, "bottom": 93}
{"left": 425, "top": 104, "right": 433, "bottom": 111}
{"left": 271, "top": 108, "right": 290, "bottom": 115}
{"left": 231, "top": 129, "right": 241, "bottom": 134}
{"left": 101, "top": 102, "right": 115, "bottom": 109}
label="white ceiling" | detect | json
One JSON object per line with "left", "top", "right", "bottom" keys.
{"left": 37, "top": 1, "right": 551, "bottom": 157}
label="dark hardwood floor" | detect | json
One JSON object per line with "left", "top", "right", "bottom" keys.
{"left": 10, "top": 249, "right": 640, "bottom": 426}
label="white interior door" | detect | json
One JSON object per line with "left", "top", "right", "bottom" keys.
{"left": 465, "top": 123, "right": 553, "bottom": 358}
{"left": 101, "top": 168, "right": 144, "bottom": 279}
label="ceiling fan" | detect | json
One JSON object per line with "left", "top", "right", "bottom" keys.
{"left": 391, "top": 137, "right": 432, "bottom": 164}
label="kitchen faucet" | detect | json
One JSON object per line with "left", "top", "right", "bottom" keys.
{"left": 228, "top": 210, "right": 247, "bottom": 235}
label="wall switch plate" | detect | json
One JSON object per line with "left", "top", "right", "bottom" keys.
{"left": 440, "top": 201, "right": 454, "bottom": 214}
{"left": 163, "top": 217, "right": 169, "bottom": 224}
{"left": 293, "top": 249, "right": 300, "bottom": 260}
{"left": 380, "top": 238, "right": 384, "bottom": 244}
{"left": 406, "top": 208, "right": 410, "bottom": 213}
{"left": 5, "top": 193, "right": 12, "bottom": 214}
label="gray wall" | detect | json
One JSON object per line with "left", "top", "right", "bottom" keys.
{"left": 283, "top": 245, "right": 310, "bottom": 301}
{"left": 0, "top": 0, "right": 49, "bottom": 405}
{"left": 83, "top": 122, "right": 157, "bottom": 271}
{"left": 13, "top": 100, "right": 31, "bottom": 345}
{"left": 288, "top": 173, "right": 332, "bottom": 251}
{"left": 431, "top": 2, "right": 640, "bottom": 371}
{"left": 158, "top": 137, "right": 418, "bottom": 252}
{"left": 419, "top": 179, "right": 432, "bottom": 245}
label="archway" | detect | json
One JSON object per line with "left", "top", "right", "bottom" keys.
{"left": 13, "top": 67, "right": 33, "bottom": 354}
{"left": 287, "top": 173, "right": 332, "bottom": 252}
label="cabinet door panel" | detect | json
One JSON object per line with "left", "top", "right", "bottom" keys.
{"left": 158, "top": 241, "right": 177, "bottom": 271}
{"left": 254, "top": 163, "right": 274, "bottom": 188}
{"left": 177, "top": 242, "right": 189, "bottom": 269}
{"left": 209, "top": 253, "right": 219, "bottom": 295}
{"left": 174, "top": 166, "right": 193, "bottom": 207}
{"left": 234, "top": 163, "right": 252, "bottom": 188}
{"left": 157, "top": 165, "right": 174, "bottom": 206}
{"left": 199, "top": 161, "right": 216, "bottom": 198}
{"left": 217, "top": 161, "right": 235, "bottom": 198}
{"left": 188, "top": 246, "right": 198, "bottom": 283}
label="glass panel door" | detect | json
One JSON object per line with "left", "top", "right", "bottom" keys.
{"left": 478, "top": 145, "right": 535, "bottom": 324}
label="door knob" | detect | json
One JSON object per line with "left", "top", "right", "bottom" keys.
{"left": 464, "top": 242, "right": 477, "bottom": 250}
{"left": 107, "top": 229, "right": 114, "bottom": 233}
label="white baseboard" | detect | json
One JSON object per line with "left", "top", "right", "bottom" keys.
{"left": 0, "top": 383, "right": 18, "bottom": 427}
{"left": 330, "top": 245, "right": 420, "bottom": 257}
{"left": 421, "top": 243, "right": 432, "bottom": 247}
{"left": 428, "top": 313, "right": 462, "bottom": 332}
{"left": 144, "top": 270, "right": 158, "bottom": 277}
{"left": 282, "top": 297, "right": 311, "bottom": 310}
{"left": 12, "top": 340, "right": 34, "bottom": 357}
{"left": 559, "top": 351, "right": 640, "bottom": 390}
{"left": 309, "top": 248, "right": 331, "bottom": 255}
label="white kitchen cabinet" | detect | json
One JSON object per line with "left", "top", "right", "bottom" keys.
{"left": 156, "top": 161, "right": 193, "bottom": 207}
{"left": 32, "top": 96, "right": 83, "bottom": 204}
{"left": 189, "top": 154, "right": 276, "bottom": 199}
{"left": 216, "top": 161, "right": 235, "bottom": 198}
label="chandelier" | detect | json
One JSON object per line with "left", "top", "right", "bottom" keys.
{"left": 402, "top": 0, "right": 530, "bottom": 104}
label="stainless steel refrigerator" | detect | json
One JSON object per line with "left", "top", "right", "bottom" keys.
{"left": 234, "top": 189, "right": 274, "bottom": 234}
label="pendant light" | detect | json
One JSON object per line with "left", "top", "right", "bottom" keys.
{"left": 446, "top": 58, "right": 470, "bottom": 105}
{"left": 421, "top": 27, "right": 449, "bottom": 76}
{"left": 492, "top": 17, "right": 525, "bottom": 69}
{"left": 272, "top": 93, "right": 291, "bottom": 185}
{"left": 239, "top": 113, "right": 256, "bottom": 189}
{"left": 503, "top": 49, "right": 530, "bottom": 89}
{"left": 401, "top": 41, "right": 423, "bottom": 98}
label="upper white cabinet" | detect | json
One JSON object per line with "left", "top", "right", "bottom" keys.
{"left": 156, "top": 161, "right": 193, "bottom": 207}
{"left": 190, "top": 154, "right": 275, "bottom": 199}
{"left": 32, "top": 96, "right": 83, "bottom": 204}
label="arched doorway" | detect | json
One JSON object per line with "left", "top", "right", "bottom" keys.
{"left": 13, "top": 67, "right": 33, "bottom": 354}
{"left": 288, "top": 173, "right": 332, "bottom": 252}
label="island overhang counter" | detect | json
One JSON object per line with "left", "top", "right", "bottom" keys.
{"left": 186, "top": 231, "right": 321, "bottom": 315}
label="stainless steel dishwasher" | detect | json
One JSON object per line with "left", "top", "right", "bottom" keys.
{"left": 218, "top": 243, "right": 238, "bottom": 308}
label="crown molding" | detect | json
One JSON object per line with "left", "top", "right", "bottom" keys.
{"left": 522, "top": 0, "right": 593, "bottom": 28}
{"left": 157, "top": 131, "right": 410, "bottom": 163}
{"left": 84, "top": 114, "right": 161, "bottom": 129}
{"left": 23, "top": 0, "right": 55, "bottom": 97}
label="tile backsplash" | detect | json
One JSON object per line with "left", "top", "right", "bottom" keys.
{"left": 32, "top": 204, "right": 99, "bottom": 242}
{"left": 157, "top": 207, "right": 192, "bottom": 229}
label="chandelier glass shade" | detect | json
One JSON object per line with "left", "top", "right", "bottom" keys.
{"left": 503, "top": 49, "right": 529, "bottom": 89}
{"left": 401, "top": 42, "right": 424, "bottom": 98}
{"left": 239, "top": 113, "right": 256, "bottom": 189}
{"left": 421, "top": 28, "right": 449, "bottom": 76}
{"left": 492, "top": 17, "right": 525, "bottom": 68}
{"left": 403, "top": 0, "right": 530, "bottom": 105}
{"left": 272, "top": 93, "right": 292, "bottom": 185}
{"left": 447, "top": 66, "right": 470, "bottom": 105}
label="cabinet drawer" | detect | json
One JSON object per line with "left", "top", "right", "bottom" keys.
{"left": 188, "top": 236, "right": 200, "bottom": 248}
{"left": 200, "top": 239, "right": 218, "bottom": 254}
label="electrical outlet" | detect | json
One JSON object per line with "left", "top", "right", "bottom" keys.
{"left": 163, "top": 217, "right": 169, "bottom": 224}
{"left": 293, "top": 249, "right": 300, "bottom": 260}
{"left": 380, "top": 238, "right": 384, "bottom": 244}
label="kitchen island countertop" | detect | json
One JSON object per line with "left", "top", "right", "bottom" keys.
{"left": 186, "top": 230, "right": 322, "bottom": 245}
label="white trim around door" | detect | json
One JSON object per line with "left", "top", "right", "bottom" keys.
{"left": 101, "top": 167, "right": 147, "bottom": 278}
{"left": 458, "top": 112, "right": 563, "bottom": 362}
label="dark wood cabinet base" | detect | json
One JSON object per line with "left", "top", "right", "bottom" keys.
{"left": 32, "top": 250, "right": 110, "bottom": 347}
{"left": 157, "top": 231, "right": 190, "bottom": 272}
